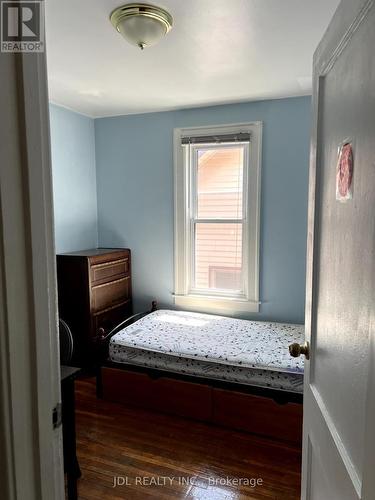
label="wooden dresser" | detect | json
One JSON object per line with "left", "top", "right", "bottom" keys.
{"left": 57, "top": 248, "right": 132, "bottom": 366}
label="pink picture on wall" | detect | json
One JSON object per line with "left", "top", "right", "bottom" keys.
{"left": 336, "top": 142, "right": 353, "bottom": 202}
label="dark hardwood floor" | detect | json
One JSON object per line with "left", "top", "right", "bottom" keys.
{"left": 75, "top": 377, "right": 302, "bottom": 499}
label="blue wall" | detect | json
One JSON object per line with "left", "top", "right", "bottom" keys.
{"left": 50, "top": 104, "right": 98, "bottom": 253}
{"left": 95, "top": 96, "right": 311, "bottom": 323}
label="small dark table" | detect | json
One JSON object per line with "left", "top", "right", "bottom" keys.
{"left": 61, "top": 366, "right": 81, "bottom": 500}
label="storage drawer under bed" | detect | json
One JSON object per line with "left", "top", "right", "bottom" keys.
{"left": 101, "top": 367, "right": 212, "bottom": 421}
{"left": 100, "top": 366, "right": 303, "bottom": 445}
{"left": 212, "top": 388, "right": 302, "bottom": 444}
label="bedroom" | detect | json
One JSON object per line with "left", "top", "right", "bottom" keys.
{"left": 49, "top": 2, "right": 317, "bottom": 497}
{"left": 1, "top": 1, "right": 374, "bottom": 500}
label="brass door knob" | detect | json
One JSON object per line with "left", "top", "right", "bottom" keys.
{"left": 289, "top": 341, "right": 310, "bottom": 360}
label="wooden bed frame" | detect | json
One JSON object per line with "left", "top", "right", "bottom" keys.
{"left": 96, "top": 302, "right": 303, "bottom": 446}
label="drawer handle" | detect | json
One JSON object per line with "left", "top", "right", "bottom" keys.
{"left": 93, "top": 327, "right": 106, "bottom": 344}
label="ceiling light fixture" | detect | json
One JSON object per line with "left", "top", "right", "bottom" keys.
{"left": 110, "top": 3, "right": 173, "bottom": 50}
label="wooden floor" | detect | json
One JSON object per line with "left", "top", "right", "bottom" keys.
{"left": 75, "top": 377, "right": 302, "bottom": 499}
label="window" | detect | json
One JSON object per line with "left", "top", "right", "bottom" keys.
{"left": 174, "top": 123, "right": 262, "bottom": 314}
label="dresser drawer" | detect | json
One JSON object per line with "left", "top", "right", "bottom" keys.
{"left": 91, "top": 258, "right": 129, "bottom": 285}
{"left": 92, "top": 276, "right": 130, "bottom": 312}
{"left": 93, "top": 302, "right": 132, "bottom": 339}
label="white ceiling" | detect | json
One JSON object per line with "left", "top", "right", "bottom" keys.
{"left": 45, "top": 0, "right": 340, "bottom": 118}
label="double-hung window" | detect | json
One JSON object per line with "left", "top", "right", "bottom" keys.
{"left": 174, "top": 123, "right": 262, "bottom": 314}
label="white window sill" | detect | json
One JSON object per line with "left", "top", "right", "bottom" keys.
{"left": 174, "top": 294, "right": 259, "bottom": 315}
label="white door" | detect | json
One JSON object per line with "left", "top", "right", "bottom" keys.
{"left": 299, "top": 0, "right": 375, "bottom": 499}
{"left": 0, "top": 30, "right": 64, "bottom": 500}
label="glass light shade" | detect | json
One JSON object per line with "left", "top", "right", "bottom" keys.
{"left": 117, "top": 15, "right": 167, "bottom": 48}
{"left": 110, "top": 4, "right": 173, "bottom": 50}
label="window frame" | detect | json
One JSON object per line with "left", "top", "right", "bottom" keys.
{"left": 173, "top": 122, "right": 262, "bottom": 315}
{"left": 189, "top": 141, "right": 249, "bottom": 298}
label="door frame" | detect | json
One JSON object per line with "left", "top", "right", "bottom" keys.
{"left": 0, "top": 49, "right": 64, "bottom": 500}
{"left": 303, "top": 0, "right": 375, "bottom": 498}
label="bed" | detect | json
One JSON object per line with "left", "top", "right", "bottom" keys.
{"left": 97, "top": 304, "right": 304, "bottom": 444}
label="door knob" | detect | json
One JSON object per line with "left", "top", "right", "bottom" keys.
{"left": 289, "top": 341, "right": 310, "bottom": 360}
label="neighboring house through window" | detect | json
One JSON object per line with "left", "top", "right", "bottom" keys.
{"left": 174, "top": 123, "right": 262, "bottom": 314}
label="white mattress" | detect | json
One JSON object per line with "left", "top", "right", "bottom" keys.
{"left": 109, "top": 309, "right": 305, "bottom": 393}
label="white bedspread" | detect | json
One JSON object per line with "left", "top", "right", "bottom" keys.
{"left": 110, "top": 309, "right": 304, "bottom": 374}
